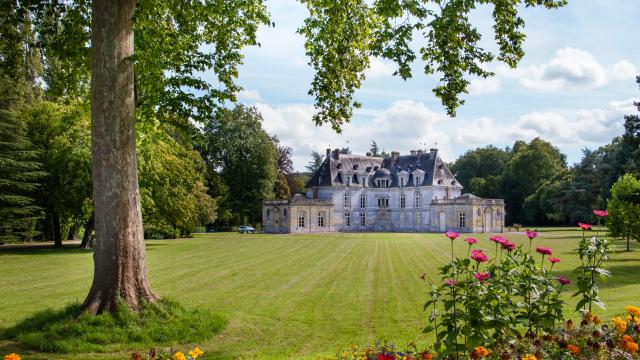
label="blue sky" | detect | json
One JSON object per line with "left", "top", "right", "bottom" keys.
{"left": 232, "top": 0, "right": 640, "bottom": 171}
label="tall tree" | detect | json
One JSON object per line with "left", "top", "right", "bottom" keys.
{"left": 501, "top": 138, "right": 567, "bottom": 224}
{"left": 608, "top": 174, "right": 640, "bottom": 251}
{"left": 0, "top": 110, "right": 44, "bottom": 243}
{"left": 203, "top": 105, "right": 278, "bottom": 224}
{"left": 306, "top": 151, "right": 324, "bottom": 174}
{"left": 83, "top": 0, "right": 157, "bottom": 313}
{"left": 369, "top": 140, "right": 380, "bottom": 157}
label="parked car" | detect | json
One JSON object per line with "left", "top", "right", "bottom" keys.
{"left": 237, "top": 226, "right": 256, "bottom": 234}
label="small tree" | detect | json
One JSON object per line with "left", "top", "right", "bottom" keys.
{"left": 305, "top": 151, "right": 324, "bottom": 174}
{"left": 608, "top": 174, "right": 640, "bottom": 251}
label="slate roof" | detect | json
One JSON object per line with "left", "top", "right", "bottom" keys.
{"left": 306, "top": 148, "right": 461, "bottom": 189}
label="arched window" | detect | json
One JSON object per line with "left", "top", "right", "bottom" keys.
{"left": 415, "top": 192, "right": 421, "bottom": 208}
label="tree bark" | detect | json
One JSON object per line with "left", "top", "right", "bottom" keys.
{"left": 83, "top": 0, "right": 158, "bottom": 314}
{"left": 79, "top": 211, "right": 95, "bottom": 249}
{"left": 53, "top": 213, "right": 63, "bottom": 248}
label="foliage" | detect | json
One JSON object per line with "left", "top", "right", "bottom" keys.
{"left": 21, "top": 100, "right": 92, "bottom": 243}
{"left": 423, "top": 232, "right": 567, "bottom": 357}
{"left": 298, "top": 0, "right": 566, "bottom": 130}
{"left": 306, "top": 151, "right": 325, "bottom": 174}
{"left": 573, "top": 212, "right": 611, "bottom": 313}
{"left": 203, "top": 105, "right": 277, "bottom": 225}
{"left": 3, "top": 299, "right": 225, "bottom": 354}
{"left": 0, "top": 109, "right": 44, "bottom": 243}
{"left": 138, "top": 121, "right": 217, "bottom": 239}
{"left": 450, "top": 146, "right": 510, "bottom": 196}
{"left": 130, "top": 346, "right": 204, "bottom": 360}
{"left": 608, "top": 174, "right": 640, "bottom": 250}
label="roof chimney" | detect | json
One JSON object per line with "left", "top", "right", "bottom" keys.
{"left": 391, "top": 151, "right": 400, "bottom": 160}
{"left": 366, "top": 151, "right": 372, "bottom": 157}
{"left": 333, "top": 148, "right": 340, "bottom": 160}
{"left": 326, "top": 148, "right": 331, "bottom": 159}
{"left": 410, "top": 150, "right": 417, "bottom": 156}
{"left": 417, "top": 149, "right": 423, "bottom": 156}
{"left": 430, "top": 148, "right": 438, "bottom": 157}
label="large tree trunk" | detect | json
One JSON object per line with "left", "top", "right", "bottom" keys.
{"left": 53, "top": 213, "right": 63, "bottom": 248}
{"left": 83, "top": 0, "right": 158, "bottom": 314}
{"left": 79, "top": 211, "right": 95, "bottom": 249}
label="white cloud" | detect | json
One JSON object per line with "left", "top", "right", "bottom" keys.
{"left": 365, "top": 58, "right": 396, "bottom": 79}
{"left": 517, "top": 47, "right": 607, "bottom": 91}
{"left": 456, "top": 98, "right": 637, "bottom": 146}
{"left": 258, "top": 100, "right": 452, "bottom": 170}
{"left": 611, "top": 60, "right": 638, "bottom": 81}
{"left": 237, "top": 89, "right": 262, "bottom": 102}
{"left": 468, "top": 76, "right": 501, "bottom": 95}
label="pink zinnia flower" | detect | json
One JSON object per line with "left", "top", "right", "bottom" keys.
{"left": 501, "top": 241, "right": 517, "bottom": 252}
{"left": 489, "top": 235, "right": 506, "bottom": 244}
{"left": 536, "top": 246, "right": 552, "bottom": 256}
{"left": 548, "top": 257, "right": 560, "bottom": 264}
{"left": 470, "top": 249, "right": 489, "bottom": 263}
{"left": 446, "top": 231, "right": 460, "bottom": 240}
{"left": 464, "top": 237, "right": 478, "bottom": 245}
{"left": 526, "top": 230, "right": 538, "bottom": 240}
{"left": 444, "top": 278, "right": 457, "bottom": 287}
{"left": 578, "top": 222, "right": 592, "bottom": 230}
{"left": 557, "top": 276, "right": 571, "bottom": 286}
{"left": 474, "top": 272, "right": 491, "bottom": 282}
{"left": 593, "top": 210, "right": 608, "bottom": 217}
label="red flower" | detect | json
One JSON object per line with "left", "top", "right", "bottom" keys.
{"left": 593, "top": 210, "right": 608, "bottom": 217}
{"left": 470, "top": 249, "right": 489, "bottom": 263}
{"left": 557, "top": 276, "right": 571, "bottom": 285}
{"left": 475, "top": 272, "right": 491, "bottom": 282}
{"left": 536, "top": 246, "right": 552, "bottom": 256}
{"left": 446, "top": 231, "right": 460, "bottom": 240}
{"left": 525, "top": 230, "right": 538, "bottom": 240}
{"left": 378, "top": 354, "right": 396, "bottom": 360}
{"left": 489, "top": 235, "right": 506, "bottom": 244}
{"left": 501, "top": 241, "right": 517, "bottom": 252}
{"left": 465, "top": 237, "right": 478, "bottom": 245}
{"left": 578, "top": 222, "right": 592, "bottom": 230}
{"left": 548, "top": 257, "right": 560, "bottom": 263}
{"left": 444, "top": 278, "right": 457, "bottom": 286}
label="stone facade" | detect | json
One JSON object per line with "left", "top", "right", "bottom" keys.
{"left": 263, "top": 148, "right": 505, "bottom": 233}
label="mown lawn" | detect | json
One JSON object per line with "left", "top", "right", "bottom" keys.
{"left": 1, "top": 228, "right": 639, "bottom": 359}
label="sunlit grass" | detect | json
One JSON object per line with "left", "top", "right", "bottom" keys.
{"left": 0, "top": 228, "right": 638, "bottom": 359}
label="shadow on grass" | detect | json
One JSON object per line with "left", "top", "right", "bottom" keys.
{"left": 1, "top": 299, "right": 226, "bottom": 354}
{"left": 0, "top": 241, "right": 170, "bottom": 256}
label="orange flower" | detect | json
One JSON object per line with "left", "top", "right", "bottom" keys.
{"left": 613, "top": 317, "right": 627, "bottom": 333}
{"left": 523, "top": 355, "right": 537, "bottom": 360}
{"left": 567, "top": 344, "right": 581, "bottom": 355}
{"left": 3, "top": 354, "right": 21, "bottom": 360}
{"left": 621, "top": 335, "right": 639, "bottom": 354}
{"left": 566, "top": 319, "right": 575, "bottom": 331}
{"left": 626, "top": 305, "right": 640, "bottom": 318}
{"left": 471, "top": 346, "right": 490, "bottom": 359}
{"left": 583, "top": 311, "right": 593, "bottom": 322}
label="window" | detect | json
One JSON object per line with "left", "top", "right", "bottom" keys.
{"left": 415, "top": 212, "right": 421, "bottom": 226}
{"left": 298, "top": 211, "right": 305, "bottom": 228}
{"left": 318, "top": 212, "right": 325, "bottom": 227}
{"left": 378, "top": 179, "right": 389, "bottom": 188}
{"left": 266, "top": 209, "right": 271, "bottom": 218}
{"left": 344, "top": 193, "right": 351, "bottom": 208}
{"left": 415, "top": 192, "right": 421, "bottom": 208}
{"left": 400, "top": 194, "right": 406, "bottom": 209}
{"left": 415, "top": 176, "right": 421, "bottom": 186}
{"left": 377, "top": 198, "right": 389, "bottom": 208}
{"left": 360, "top": 212, "right": 366, "bottom": 227}
{"left": 360, "top": 193, "right": 366, "bottom": 209}
{"left": 399, "top": 177, "right": 404, "bottom": 188}
{"left": 344, "top": 212, "right": 351, "bottom": 227}
{"left": 284, "top": 208, "right": 287, "bottom": 217}
{"left": 459, "top": 212, "right": 466, "bottom": 228}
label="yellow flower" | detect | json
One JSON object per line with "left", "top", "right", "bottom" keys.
{"left": 523, "top": 355, "right": 537, "bottom": 360}
{"left": 3, "top": 354, "right": 21, "bottom": 360}
{"left": 565, "top": 319, "right": 575, "bottom": 331}
{"left": 613, "top": 316, "right": 627, "bottom": 333}
{"left": 626, "top": 305, "right": 640, "bottom": 318}
{"left": 172, "top": 351, "right": 186, "bottom": 360}
{"left": 583, "top": 311, "right": 593, "bottom": 322}
{"left": 593, "top": 315, "right": 602, "bottom": 325}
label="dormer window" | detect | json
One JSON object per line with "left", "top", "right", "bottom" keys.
{"left": 438, "top": 179, "right": 443, "bottom": 185}
{"left": 377, "top": 179, "right": 389, "bottom": 188}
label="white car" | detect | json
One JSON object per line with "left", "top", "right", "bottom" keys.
{"left": 237, "top": 226, "right": 256, "bottom": 234}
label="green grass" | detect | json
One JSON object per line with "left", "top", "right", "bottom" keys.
{"left": 0, "top": 228, "right": 639, "bottom": 359}
{"left": 4, "top": 300, "right": 225, "bottom": 354}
